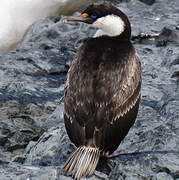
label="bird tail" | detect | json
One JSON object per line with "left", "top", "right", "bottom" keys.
{"left": 63, "top": 146, "right": 100, "bottom": 179}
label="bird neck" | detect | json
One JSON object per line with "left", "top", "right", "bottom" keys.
{"left": 92, "top": 14, "right": 131, "bottom": 40}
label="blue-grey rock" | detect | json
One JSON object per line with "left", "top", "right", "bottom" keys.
{"left": 0, "top": 16, "right": 94, "bottom": 154}
{"left": 155, "top": 26, "right": 179, "bottom": 47}
{"left": 0, "top": 0, "right": 178, "bottom": 179}
{"left": 138, "top": 0, "right": 155, "bottom": 5}
{"left": 109, "top": 151, "right": 179, "bottom": 179}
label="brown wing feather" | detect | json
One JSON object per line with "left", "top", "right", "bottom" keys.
{"left": 91, "top": 53, "right": 141, "bottom": 125}
{"left": 108, "top": 54, "right": 141, "bottom": 123}
{"left": 64, "top": 38, "right": 141, "bottom": 149}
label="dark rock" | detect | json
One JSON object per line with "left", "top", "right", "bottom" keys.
{"left": 0, "top": 162, "right": 110, "bottom": 180}
{"left": 41, "top": 100, "right": 64, "bottom": 131}
{"left": 0, "top": 149, "right": 12, "bottom": 165}
{"left": 138, "top": 0, "right": 155, "bottom": 5}
{"left": 109, "top": 151, "right": 179, "bottom": 180}
{"left": 171, "top": 71, "right": 179, "bottom": 79}
{"left": 24, "top": 124, "right": 74, "bottom": 166}
{"left": 131, "top": 32, "right": 159, "bottom": 45}
{"left": 0, "top": 16, "right": 94, "bottom": 156}
{"left": 155, "top": 27, "right": 179, "bottom": 47}
{"left": 170, "top": 57, "right": 179, "bottom": 66}
{"left": 0, "top": 163, "right": 62, "bottom": 180}
{"left": 0, "top": 100, "right": 43, "bottom": 152}
{"left": 171, "top": 56, "right": 179, "bottom": 80}
{"left": 0, "top": 0, "right": 179, "bottom": 179}
{"left": 12, "top": 156, "right": 26, "bottom": 164}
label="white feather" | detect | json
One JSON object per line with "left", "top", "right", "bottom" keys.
{"left": 92, "top": 14, "right": 125, "bottom": 37}
{"left": 0, "top": 0, "right": 95, "bottom": 51}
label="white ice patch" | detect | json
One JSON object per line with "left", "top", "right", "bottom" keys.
{"left": 92, "top": 15, "right": 125, "bottom": 37}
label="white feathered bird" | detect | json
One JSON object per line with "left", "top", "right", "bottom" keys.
{"left": 0, "top": 0, "right": 96, "bottom": 51}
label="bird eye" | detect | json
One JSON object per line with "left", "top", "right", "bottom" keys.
{"left": 90, "top": 14, "right": 97, "bottom": 20}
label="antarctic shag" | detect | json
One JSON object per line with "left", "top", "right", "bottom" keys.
{"left": 63, "top": 3, "right": 142, "bottom": 179}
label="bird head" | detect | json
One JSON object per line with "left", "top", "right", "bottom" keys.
{"left": 64, "top": 3, "right": 131, "bottom": 39}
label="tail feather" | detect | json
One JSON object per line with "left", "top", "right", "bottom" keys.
{"left": 63, "top": 146, "right": 100, "bottom": 179}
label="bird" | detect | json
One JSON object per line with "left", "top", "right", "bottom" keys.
{"left": 63, "top": 3, "right": 142, "bottom": 179}
{"left": 0, "top": 0, "right": 96, "bottom": 51}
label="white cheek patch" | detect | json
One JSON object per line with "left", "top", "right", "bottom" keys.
{"left": 92, "top": 15, "right": 125, "bottom": 37}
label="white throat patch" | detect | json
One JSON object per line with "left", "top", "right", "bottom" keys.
{"left": 92, "top": 14, "right": 125, "bottom": 37}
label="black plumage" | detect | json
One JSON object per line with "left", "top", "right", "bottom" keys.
{"left": 63, "top": 4, "right": 141, "bottom": 179}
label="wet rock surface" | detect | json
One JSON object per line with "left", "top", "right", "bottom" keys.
{"left": 138, "top": 0, "right": 155, "bottom": 5}
{"left": 0, "top": 0, "right": 179, "bottom": 179}
{"left": 109, "top": 151, "right": 179, "bottom": 179}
